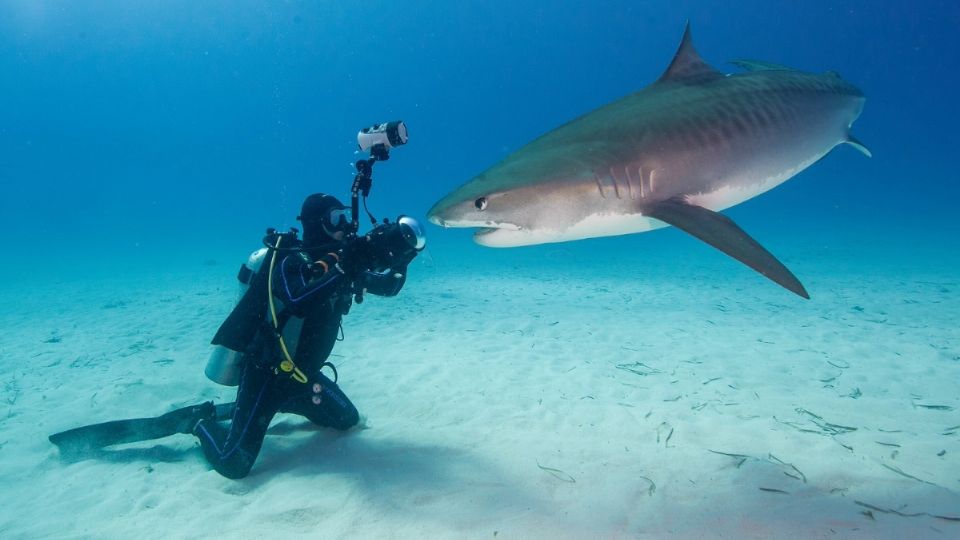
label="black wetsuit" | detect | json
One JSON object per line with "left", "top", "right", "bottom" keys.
{"left": 195, "top": 248, "right": 407, "bottom": 479}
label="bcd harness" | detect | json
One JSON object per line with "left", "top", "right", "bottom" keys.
{"left": 266, "top": 235, "right": 344, "bottom": 385}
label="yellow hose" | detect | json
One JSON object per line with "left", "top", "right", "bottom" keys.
{"left": 267, "top": 236, "right": 308, "bottom": 384}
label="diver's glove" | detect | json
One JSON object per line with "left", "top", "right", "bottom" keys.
{"left": 307, "top": 252, "right": 343, "bottom": 276}
{"left": 391, "top": 244, "right": 420, "bottom": 269}
{"left": 358, "top": 269, "right": 406, "bottom": 297}
{"left": 356, "top": 245, "right": 418, "bottom": 297}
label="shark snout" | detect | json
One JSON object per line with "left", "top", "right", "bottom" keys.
{"left": 426, "top": 203, "right": 452, "bottom": 227}
{"left": 427, "top": 198, "right": 482, "bottom": 229}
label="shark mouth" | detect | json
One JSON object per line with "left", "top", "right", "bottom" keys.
{"left": 474, "top": 222, "right": 521, "bottom": 236}
{"left": 426, "top": 212, "right": 526, "bottom": 245}
{"left": 472, "top": 224, "right": 534, "bottom": 248}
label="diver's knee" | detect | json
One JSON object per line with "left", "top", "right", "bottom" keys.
{"left": 215, "top": 458, "right": 254, "bottom": 480}
{"left": 221, "top": 466, "right": 252, "bottom": 480}
{"left": 325, "top": 403, "right": 359, "bottom": 431}
{"left": 337, "top": 406, "right": 360, "bottom": 431}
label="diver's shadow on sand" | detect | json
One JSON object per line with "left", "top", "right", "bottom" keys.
{"left": 53, "top": 418, "right": 549, "bottom": 526}
{"left": 253, "top": 421, "right": 545, "bottom": 523}
{"left": 54, "top": 441, "right": 195, "bottom": 465}
{"left": 55, "top": 420, "right": 544, "bottom": 520}
{"left": 256, "top": 424, "right": 472, "bottom": 485}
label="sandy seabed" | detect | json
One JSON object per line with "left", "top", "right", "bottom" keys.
{"left": 0, "top": 236, "right": 957, "bottom": 539}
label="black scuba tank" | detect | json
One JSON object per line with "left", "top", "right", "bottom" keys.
{"left": 205, "top": 248, "right": 270, "bottom": 385}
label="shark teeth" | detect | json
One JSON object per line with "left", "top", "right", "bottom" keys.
{"left": 474, "top": 223, "right": 521, "bottom": 237}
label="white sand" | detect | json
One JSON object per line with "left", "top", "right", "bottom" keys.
{"left": 1, "top": 234, "right": 958, "bottom": 539}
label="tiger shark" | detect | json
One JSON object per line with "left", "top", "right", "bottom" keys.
{"left": 426, "top": 24, "right": 870, "bottom": 298}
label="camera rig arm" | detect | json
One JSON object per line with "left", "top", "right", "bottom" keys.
{"left": 350, "top": 120, "right": 406, "bottom": 234}
{"left": 350, "top": 154, "right": 381, "bottom": 234}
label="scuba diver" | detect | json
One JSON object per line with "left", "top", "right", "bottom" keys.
{"left": 192, "top": 192, "right": 422, "bottom": 478}
{"left": 50, "top": 122, "right": 425, "bottom": 479}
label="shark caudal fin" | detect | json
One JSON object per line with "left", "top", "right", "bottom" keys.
{"left": 644, "top": 198, "right": 810, "bottom": 299}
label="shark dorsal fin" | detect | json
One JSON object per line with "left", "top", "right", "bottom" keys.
{"left": 657, "top": 22, "right": 723, "bottom": 85}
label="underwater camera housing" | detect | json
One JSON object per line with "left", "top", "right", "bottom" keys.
{"left": 353, "top": 215, "right": 426, "bottom": 273}
{"left": 348, "top": 123, "right": 424, "bottom": 303}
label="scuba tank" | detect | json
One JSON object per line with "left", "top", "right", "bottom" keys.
{"left": 205, "top": 247, "right": 269, "bottom": 385}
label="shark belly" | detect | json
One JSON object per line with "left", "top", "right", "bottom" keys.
{"left": 475, "top": 211, "right": 665, "bottom": 247}
{"left": 684, "top": 145, "right": 837, "bottom": 211}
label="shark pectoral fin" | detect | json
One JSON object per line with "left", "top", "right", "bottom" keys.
{"left": 729, "top": 59, "right": 797, "bottom": 72}
{"left": 644, "top": 199, "right": 810, "bottom": 299}
{"left": 845, "top": 135, "right": 872, "bottom": 158}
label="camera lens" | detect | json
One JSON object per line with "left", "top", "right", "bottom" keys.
{"left": 386, "top": 121, "right": 408, "bottom": 147}
{"left": 397, "top": 216, "right": 426, "bottom": 250}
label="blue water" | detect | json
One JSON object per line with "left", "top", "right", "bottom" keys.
{"left": 2, "top": 0, "right": 957, "bottom": 280}
{"left": 3, "top": 3, "right": 960, "bottom": 536}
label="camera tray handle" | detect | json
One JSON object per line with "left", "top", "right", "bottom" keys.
{"left": 350, "top": 144, "right": 390, "bottom": 233}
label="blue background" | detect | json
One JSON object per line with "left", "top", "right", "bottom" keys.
{"left": 1, "top": 1, "right": 957, "bottom": 276}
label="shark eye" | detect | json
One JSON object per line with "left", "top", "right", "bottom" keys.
{"left": 474, "top": 197, "right": 488, "bottom": 211}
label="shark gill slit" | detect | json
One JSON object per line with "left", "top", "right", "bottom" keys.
{"left": 623, "top": 165, "right": 635, "bottom": 199}
{"left": 641, "top": 167, "right": 650, "bottom": 197}
{"left": 635, "top": 165, "right": 643, "bottom": 199}
{"left": 594, "top": 172, "right": 606, "bottom": 199}
{"left": 613, "top": 165, "right": 629, "bottom": 200}
{"left": 608, "top": 167, "right": 622, "bottom": 199}
{"left": 631, "top": 166, "right": 638, "bottom": 198}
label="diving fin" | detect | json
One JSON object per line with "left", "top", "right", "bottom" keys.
{"left": 644, "top": 198, "right": 810, "bottom": 299}
{"left": 49, "top": 402, "right": 236, "bottom": 455}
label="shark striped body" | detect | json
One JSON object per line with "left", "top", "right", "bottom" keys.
{"left": 427, "top": 25, "right": 869, "bottom": 298}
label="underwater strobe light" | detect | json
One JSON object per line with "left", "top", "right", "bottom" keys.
{"left": 357, "top": 121, "right": 408, "bottom": 152}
